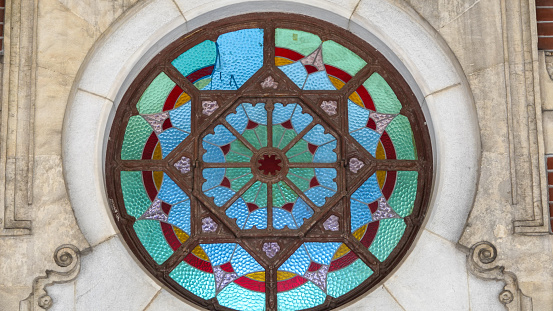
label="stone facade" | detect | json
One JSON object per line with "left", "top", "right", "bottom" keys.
{"left": 1, "top": 0, "right": 552, "bottom": 310}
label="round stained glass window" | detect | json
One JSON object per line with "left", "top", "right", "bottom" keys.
{"left": 105, "top": 13, "right": 432, "bottom": 311}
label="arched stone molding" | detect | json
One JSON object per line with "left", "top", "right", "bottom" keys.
{"left": 61, "top": 0, "right": 487, "bottom": 309}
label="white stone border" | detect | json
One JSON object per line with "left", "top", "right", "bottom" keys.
{"left": 62, "top": 0, "right": 481, "bottom": 309}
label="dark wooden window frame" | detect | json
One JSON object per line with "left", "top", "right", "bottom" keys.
{"left": 105, "top": 13, "right": 433, "bottom": 311}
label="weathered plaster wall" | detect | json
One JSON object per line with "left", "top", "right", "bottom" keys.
{"left": 2, "top": 0, "right": 551, "bottom": 310}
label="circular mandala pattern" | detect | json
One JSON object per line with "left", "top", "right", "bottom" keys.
{"left": 105, "top": 14, "right": 433, "bottom": 311}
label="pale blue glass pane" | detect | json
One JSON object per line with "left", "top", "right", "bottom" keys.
{"left": 327, "top": 259, "right": 373, "bottom": 298}
{"left": 244, "top": 208, "right": 267, "bottom": 229}
{"left": 273, "top": 103, "right": 297, "bottom": 124}
{"left": 348, "top": 100, "right": 370, "bottom": 132}
{"left": 169, "top": 102, "right": 192, "bottom": 132}
{"left": 305, "top": 187, "right": 335, "bottom": 207}
{"left": 303, "top": 71, "right": 336, "bottom": 90}
{"left": 279, "top": 62, "right": 307, "bottom": 88}
{"left": 314, "top": 168, "right": 337, "bottom": 190}
{"left": 277, "top": 282, "right": 326, "bottom": 311}
{"left": 201, "top": 243, "right": 236, "bottom": 266}
{"left": 273, "top": 208, "right": 297, "bottom": 229}
{"left": 292, "top": 198, "right": 314, "bottom": 226}
{"left": 303, "top": 124, "right": 335, "bottom": 145}
{"left": 205, "top": 187, "right": 235, "bottom": 207}
{"left": 226, "top": 198, "right": 249, "bottom": 229}
{"left": 313, "top": 141, "right": 337, "bottom": 163}
{"left": 158, "top": 173, "right": 188, "bottom": 204}
{"left": 226, "top": 105, "right": 249, "bottom": 134}
{"left": 202, "top": 168, "right": 225, "bottom": 191}
{"left": 350, "top": 127, "right": 380, "bottom": 156}
{"left": 202, "top": 142, "right": 225, "bottom": 163}
{"left": 350, "top": 200, "right": 371, "bottom": 232}
{"left": 207, "top": 29, "right": 264, "bottom": 90}
{"left": 171, "top": 40, "right": 216, "bottom": 77}
{"left": 291, "top": 105, "right": 313, "bottom": 133}
{"left": 279, "top": 245, "right": 310, "bottom": 275}
{"left": 168, "top": 200, "right": 191, "bottom": 234}
{"left": 204, "top": 125, "right": 236, "bottom": 146}
{"left": 159, "top": 128, "right": 188, "bottom": 158}
{"left": 351, "top": 174, "right": 382, "bottom": 204}
{"left": 305, "top": 242, "right": 341, "bottom": 265}
{"left": 170, "top": 261, "right": 216, "bottom": 300}
{"left": 217, "top": 282, "right": 266, "bottom": 311}
{"left": 243, "top": 103, "right": 267, "bottom": 125}
{"left": 230, "top": 245, "right": 264, "bottom": 276}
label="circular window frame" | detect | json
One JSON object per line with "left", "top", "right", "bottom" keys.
{"left": 105, "top": 13, "right": 433, "bottom": 311}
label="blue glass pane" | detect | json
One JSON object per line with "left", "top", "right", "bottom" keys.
{"left": 201, "top": 243, "right": 236, "bottom": 266}
{"left": 226, "top": 105, "right": 249, "bottom": 134}
{"left": 313, "top": 141, "right": 337, "bottom": 163}
{"left": 204, "top": 125, "right": 236, "bottom": 145}
{"left": 202, "top": 168, "right": 225, "bottom": 191}
{"left": 305, "top": 242, "right": 341, "bottom": 265}
{"left": 292, "top": 198, "right": 314, "bottom": 226}
{"left": 291, "top": 105, "right": 313, "bottom": 133}
{"left": 205, "top": 187, "right": 235, "bottom": 207}
{"left": 279, "top": 245, "right": 311, "bottom": 275}
{"left": 348, "top": 100, "right": 370, "bottom": 132}
{"left": 351, "top": 174, "right": 382, "bottom": 204}
{"left": 157, "top": 173, "right": 188, "bottom": 204}
{"left": 244, "top": 208, "right": 268, "bottom": 229}
{"left": 314, "top": 168, "right": 337, "bottom": 190}
{"left": 302, "top": 124, "right": 334, "bottom": 145}
{"left": 243, "top": 103, "right": 267, "bottom": 125}
{"left": 350, "top": 200, "right": 371, "bottom": 232}
{"left": 169, "top": 102, "right": 192, "bottom": 132}
{"left": 350, "top": 127, "right": 380, "bottom": 156}
{"left": 273, "top": 103, "right": 297, "bottom": 124}
{"left": 226, "top": 198, "right": 249, "bottom": 229}
{"left": 159, "top": 128, "right": 188, "bottom": 158}
{"left": 230, "top": 245, "right": 264, "bottom": 276}
{"left": 303, "top": 71, "right": 336, "bottom": 90}
{"left": 273, "top": 208, "right": 298, "bottom": 229}
{"left": 202, "top": 142, "right": 225, "bottom": 163}
{"left": 168, "top": 200, "right": 191, "bottom": 234}
{"left": 305, "top": 187, "right": 335, "bottom": 207}
{"left": 279, "top": 62, "right": 308, "bottom": 88}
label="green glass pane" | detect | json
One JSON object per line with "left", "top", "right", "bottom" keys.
{"left": 171, "top": 40, "right": 217, "bottom": 77}
{"left": 322, "top": 41, "right": 366, "bottom": 77}
{"left": 242, "top": 128, "right": 266, "bottom": 149}
{"left": 275, "top": 28, "right": 322, "bottom": 57}
{"left": 228, "top": 169, "right": 253, "bottom": 192}
{"left": 278, "top": 181, "right": 298, "bottom": 202}
{"left": 286, "top": 140, "right": 311, "bottom": 163}
{"left": 194, "top": 78, "right": 211, "bottom": 90}
{"left": 133, "top": 220, "right": 173, "bottom": 264}
{"left": 137, "top": 73, "right": 175, "bottom": 114}
{"left": 369, "top": 218, "right": 406, "bottom": 262}
{"left": 389, "top": 171, "right": 418, "bottom": 217}
{"left": 386, "top": 115, "right": 417, "bottom": 160}
{"left": 226, "top": 152, "right": 251, "bottom": 163}
{"left": 121, "top": 116, "right": 152, "bottom": 160}
{"left": 287, "top": 168, "right": 313, "bottom": 191}
{"left": 229, "top": 140, "right": 253, "bottom": 159}
{"left": 364, "top": 73, "right": 402, "bottom": 114}
{"left": 273, "top": 126, "right": 297, "bottom": 149}
{"left": 256, "top": 182, "right": 268, "bottom": 207}
{"left": 272, "top": 183, "right": 286, "bottom": 207}
{"left": 242, "top": 181, "right": 262, "bottom": 203}
{"left": 169, "top": 261, "right": 216, "bottom": 300}
{"left": 277, "top": 281, "right": 326, "bottom": 311}
{"left": 327, "top": 259, "right": 373, "bottom": 298}
{"left": 120, "top": 171, "right": 151, "bottom": 218}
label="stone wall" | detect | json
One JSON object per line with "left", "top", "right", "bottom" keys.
{"left": 0, "top": 0, "right": 551, "bottom": 310}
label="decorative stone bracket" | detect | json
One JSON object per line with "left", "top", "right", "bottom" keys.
{"left": 467, "top": 242, "right": 533, "bottom": 311}
{"left": 19, "top": 245, "right": 81, "bottom": 310}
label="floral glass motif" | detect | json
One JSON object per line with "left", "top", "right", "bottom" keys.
{"left": 106, "top": 15, "right": 432, "bottom": 311}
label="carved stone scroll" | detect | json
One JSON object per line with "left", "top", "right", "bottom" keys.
{"left": 467, "top": 242, "right": 533, "bottom": 310}
{"left": 19, "top": 245, "right": 81, "bottom": 311}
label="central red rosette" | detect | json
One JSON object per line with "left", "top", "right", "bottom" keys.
{"left": 257, "top": 154, "right": 282, "bottom": 175}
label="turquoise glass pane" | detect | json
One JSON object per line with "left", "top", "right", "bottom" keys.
{"left": 277, "top": 282, "right": 326, "bottom": 311}
{"left": 386, "top": 115, "right": 417, "bottom": 160}
{"left": 170, "top": 261, "right": 216, "bottom": 300}
{"left": 133, "top": 220, "right": 173, "bottom": 264}
{"left": 120, "top": 171, "right": 151, "bottom": 218}
{"left": 388, "top": 171, "right": 418, "bottom": 217}
{"left": 369, "top": 218, "right": 406, "bottom": 262}
{"left": 327, "top": 259, "right": 373, "bottom": 298}
{"left": 217, "top": 283, "right": 266, "bottom": 311}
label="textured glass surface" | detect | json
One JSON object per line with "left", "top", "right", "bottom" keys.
{"left": 112, "top": 23, "right": 430, "bottom": 311}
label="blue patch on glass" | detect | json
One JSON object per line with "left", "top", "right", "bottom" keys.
{"left": 204, "top": 124, "right": 236, "bottom": 146}
{"left": 314, "top": 168, "right": 337, "bottom": 190}
{"left": 303, "top": 124, "right": 335, "bottom": 145}
{"left": 273, "top": 208, "right": 298, "bottom": 230}
{"left": 231, "top": 245, "right": 264, "bottom": 276}
{"left": 244, "top": 208, "right": 267, "bottom": 230}
{"left": 158, "top": 173, "right": 188, "bottom": 204}
{"left": 305, "top": 242, "right": 342, "bottom": 265}
{"left": 202, "top": 168, "right": 225, "bottom": 191}
{"left": 273, "top": 103, "right": 297, "bottom": 124}
{"left": 169, "top": 102, "right": 192, "bottom": 133}
{"left": 279, "top": 62, "right": 308, "bottom": 88}
{"left": 279, "top": 245, "right": 311, "bottom": 276}
{"left": 226, "top": 198, "right": 249, "bottom": 229}
{"left": 158, "top": 128, "right": 188, "bottom": 158}
{"left": 206, "top": 29, "right": 264, "bottom": 90}
{"left": 205, "top": 187, "right": 235, "bottom": 207}
{"left": 202, "top": 142, "right": 225, "bottom": 163}
{"left": 242, "top": 103, "right": 267, "bottom": 125}
{"left": 305, "top": 186, "right": 335, "bottom": 207}
{"left": 168, "top": 200, "right": 191, "bottom": 234}
{"left": 292, "top": 198, "right": 314, "bottom": 226}
{"left": 348, "top": 100, "right": 370, "bottom": 132}
{"left": 350, "top": 127, "right": 380, "bottom": 156}
{"left": 313, "top": 141, "right": 337, "bottom": 163}
{"left": 351, "top": 174, "right": 382, "bottom": 204}
{"left": 201, "top": 243, "right": 236, "bottom": 267}
{"left": 350, "top": 199, "right": 372, "bottom": 232}
{"left": 291, "top": 105, "right": 313, "bottom": 134}
{"left": 226, "top": 105, "right": 249, "bottom": 134}
{"left": 303, "top": 71, "right": 337, "bottom": 90}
